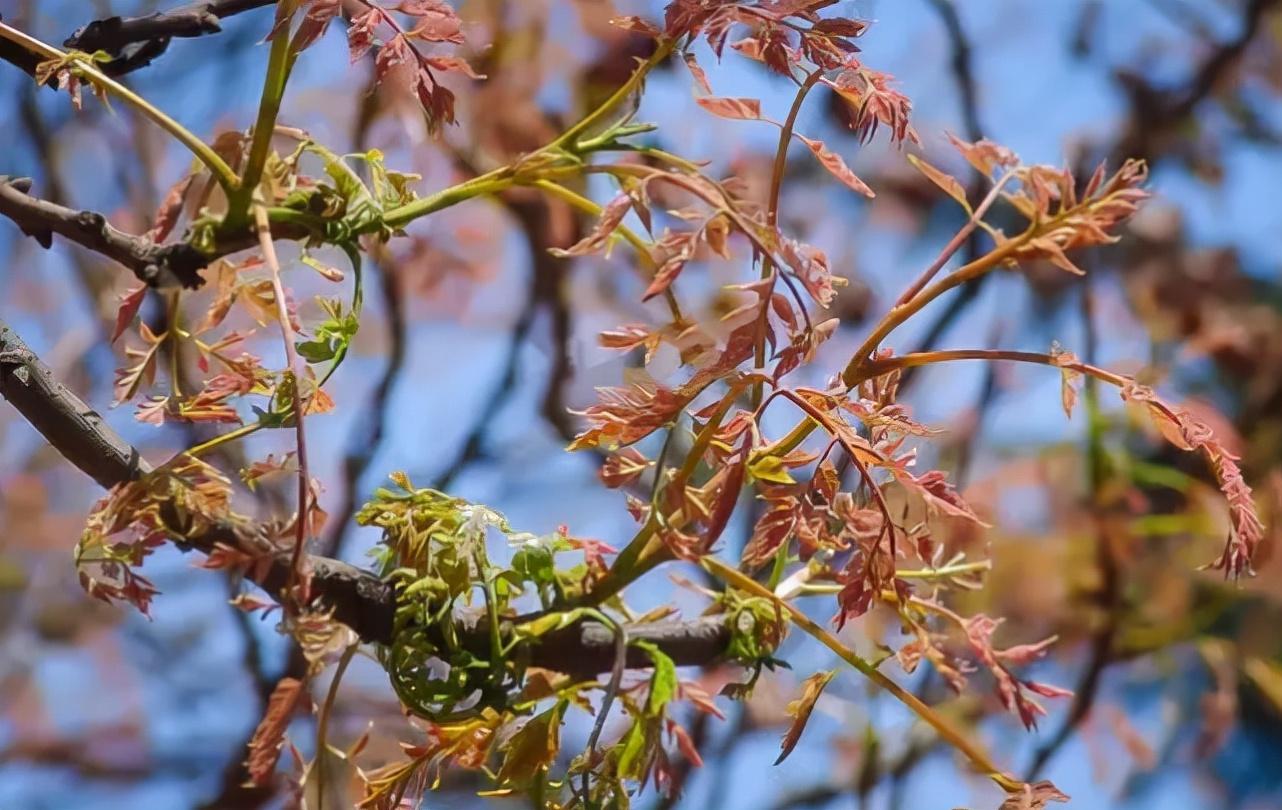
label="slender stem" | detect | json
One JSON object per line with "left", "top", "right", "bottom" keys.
{"left": 840, "top": 236, "right": 1027, "bottom": 386}
{"left": 255, "top": 204, "right": 312, "bottom": 594}
{"left": 898, "top": 559, "right": 992, "bottom": 580}
{"left": 0, "top": 22, "right": 239, "bottom": 192}
{"left": 892, "top": 171, "right": 1013, "bottom": 307}
{"left": 314, "top": 643, "right": 358, "bottom": 810}
{"left": 768, "top": 72, "right": 824, "bottom": 230}
{"left": 382, "top": 174, "right": 515, "bottom": 230}
{"left": 528, "top": 179, "right": 684, "bottom": 322}
{"left": 798, "top": 559, "right": 992, "bottom": 594}
{"left": 752, "top": 71, "right": 824, "bottom": 408}
{"left": 166, "top": 291, "right": 184, "bottom": 398}
{"left": 382, "top": 39, "right": 677, "bottom": 230}
{"left": 481, "top": 554, "right": 504, "bottom": 677}
{"left": 702, "top": 557, "right": 1021, "bottom": 792}
{"left": 229, "top": 26, "right": 295, "bottom": 224}
{"left": 580, "top": 609, "right": 626, "bottom": 802}
{"left": 184, "top": 421, "right": 265, "bottom": 458}
{"left": 550, "top": 39, "right": 676, "bottom": 150}
{"left": 632, "top": 146, "right": 706, "bottom": 174}
{"left": 530, "top": 180, "right": 655, "bottom": 266}
{"left": 856, "top": 348, "right": 1129, "bottom": 388}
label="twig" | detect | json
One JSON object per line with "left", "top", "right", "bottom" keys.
{"left": 0, "top": 21, "right": 239, "bottom": 191}
{"left": 581, "top": 612, "right": 627, "bottom": 802}
{"left": 0, "top": 318, "right": 146, "bottom": 489}
{"left": 253, "top": 203, "right": 313, "bottom": 598}
{"left": 324, "top": 252, "right": 407, "bottom": 558}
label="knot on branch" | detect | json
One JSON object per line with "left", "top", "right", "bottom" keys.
{"left": 0, "top": 175, "right": 207, "bottom": 289}
{"left": 65, "top": 9, "right": 221, "bottom": 73}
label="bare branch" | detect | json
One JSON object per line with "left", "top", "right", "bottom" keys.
{"left": 0, "top": 319, "right": 146, "bottom": 489}
{"left": 0, "top": 176, "right": 209, "bottom": 288}
{"left": 64, "top": 1, "right": 275, "bottom": 75}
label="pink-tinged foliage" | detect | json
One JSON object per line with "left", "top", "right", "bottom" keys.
{"left": 1119, "top": 382, "right": 1264, "bottom": 577}
{"left": 246, "top": 677, "right": 306, "bottom": 785}
{"left": 964, "top": 615, "right": 1070, "bottom": 730}
{"left": 999, "top": 780, "right": 1070, "bottom": 810}
{"left": 111, "top": 285, "right": 147, "bottom": 344}
{"left": 695, "top": 96, "right": 762, "bottom": 121}
{"left": 796, "top": 134, "right": 875, "bottom": 197}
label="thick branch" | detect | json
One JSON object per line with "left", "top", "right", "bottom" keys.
{"left": 0, "top": 176, "right": 209, "bottom": 288}
{"left": 0, "top": 316, "right": 730, "bottom": 674}
{"left": 64, "top": 1, "right": 275, "bottom": 75}
{"left": 0, "top": 321, "right": 146, "bottom": 489}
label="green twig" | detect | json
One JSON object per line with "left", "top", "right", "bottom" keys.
{"left": 0, "top": 21, "right": 239, "bottom": 192}
{"left": 229, "top": 27, "right": 296, "bottom": 225}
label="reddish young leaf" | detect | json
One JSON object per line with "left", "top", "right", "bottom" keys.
{"left": 907, "top": 153, "right": 969, "bottom": 211}
{"left": 695, "top": 96, "right": 761, "bottom": 121}
{"left": 347, "top": 9, "right": 381, "bottom": 63}
{"left": 291, "top": 0, "right": 341, "bottom": 53}
{"left": 245, "top": 677, "right": 306, "bottom": 786}
{"left": 423, "top": 55, "right": 485, "bottom": 79}
{"left": 776, "top": 236, "right": 838, "bottom": 307}
{"left": 146, "top": 175, "right": 193, "bottom": 243}
{"left": 112, "top": 285, "right": 147, "bottom": 344}
{"left": 668, "top": 719, "right": 704, "bottom": 767}
{"left": 610, "top": 15, "right": 662, "bottom": 37}
{"left": 600, "top": 447, "right": 652, "bottom": 488}
{"left": 946, "top": 132, "right": 1019, "bottom": 176}
{"left": 999, "top": 781, "right": 1070, "bottom": 810}
{"left": 549, "top": 192, "right": 634, "bottom": 258}
{"left": 796, "top": 134, "right": 874, "bottom": 197}
{"left": 570, "top": 382, "right": 688, "bottom": 450}
{"left": 135, "top": 395, "right": 169, "bottom": 425}
{"left": 113, "top": 323, "right": 165, "bottom": 405}
{"left": 742, "top": 498, "right": 800, "bottom": 569}
{"left": 683, "top": 52, "right": 713, "bottom": 94}
{"left": 896, "top": 469, "right": 989, "bottom": 526}
{"left": 775, "top": 670, "right": 837, "bottom": 765}
{"left": 398, "top": 0, "right": 464, "bottom": 43}
{"left": 703, "top": 451, "right": 748, "bottom": 550}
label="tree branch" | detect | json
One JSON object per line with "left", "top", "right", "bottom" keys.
{"left": 64, "top": 0, "right": 275, "bottom": 75}
{"left": 0, "top": 176, "right": 209, "bottom": 288}
{"left": 0, "top": 316, "right": 731, "bottom": 675}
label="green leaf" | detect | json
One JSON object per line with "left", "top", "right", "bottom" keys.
{"left": 747, "top": 453, "right": 795, "bottom": 485}
{"left": 497, "top": 704, "right": 563, "bottom": 785}
{"left": 633, "top": 639, "right": 677, "bottom": 718}
{"left": 512, "top": 546, "right": 557, "bottom": 590}
{"left": 515, "top": 608, "right": 590, "bottom": 640}
{"left": 614, "top": 717, "right": 648, "bottom": 780}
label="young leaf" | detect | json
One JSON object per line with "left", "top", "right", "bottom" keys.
{"left": 496, "top": 704, "right": 563, "bottom": 785}
{"left": 246, "top": 677, "right": 306, "bottom": 785}
{"left": 549, "top": 192, "right": 634, "bottom": 258}
{"left": 776, "top": 670, "right": 837, "bottom": 765}
{"left": 696, "top": 96, "right": 761, "bottom": 121}
{"left": 683, "top": 52, "right": 713, "bottom": 94}
{"left": 796, "top": 135, "right": 874, "bottom": 198}
{"left": 112, "top": 285, "right": 147, "bottom": 344}
{"left": 906, "top": 153, "right": 970, "bottom": 213}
